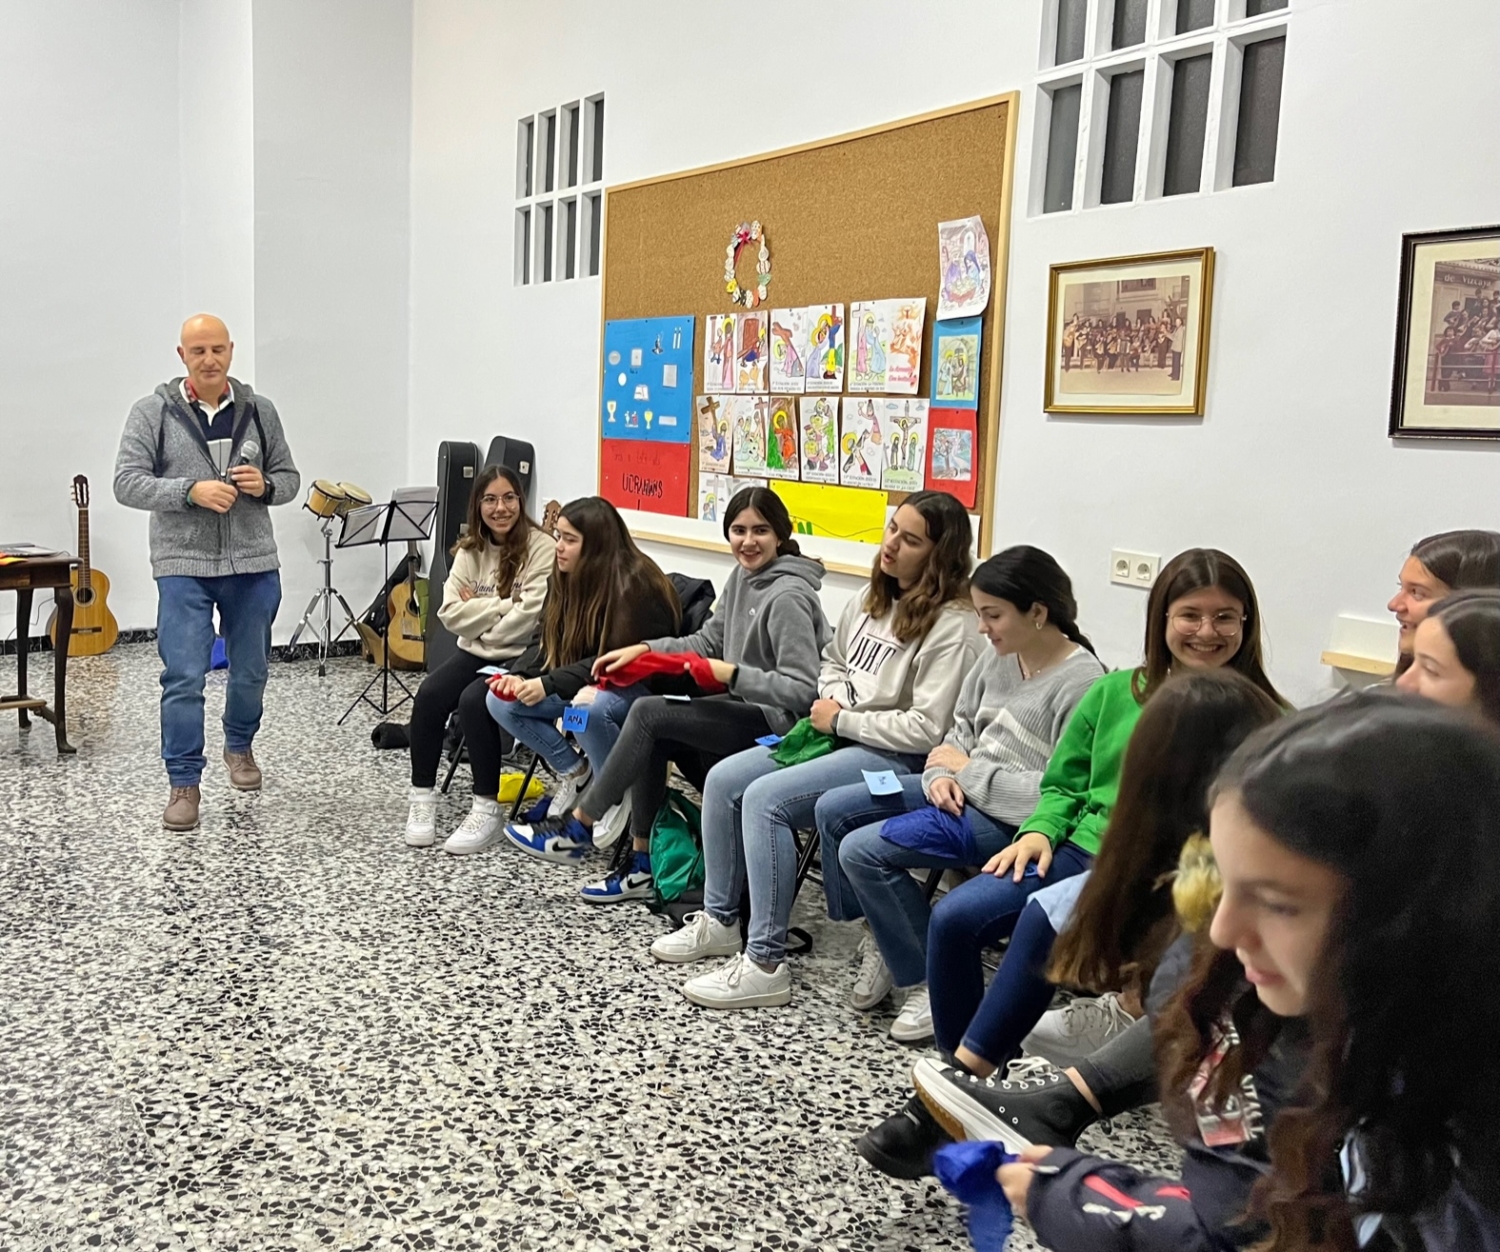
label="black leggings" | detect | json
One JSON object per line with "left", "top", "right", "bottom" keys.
{"left": 579, "top": 695, "right": 773, "bottom": 843}
{"left": 408, "top": 649, "right": 510, "bottom": 795}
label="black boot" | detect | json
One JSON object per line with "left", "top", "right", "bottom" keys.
{"left": 855, "top": 1092, "right": 953, "bottom": 1180}
{"left": 911, "top": 1056, "right": 1099, "bottom": 1150}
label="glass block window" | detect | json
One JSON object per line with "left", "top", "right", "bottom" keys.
{"left": 516, "top": 93, "right": 605, "bottom": 285}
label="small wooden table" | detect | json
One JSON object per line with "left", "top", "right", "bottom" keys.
{"left": 0, "top": 555, "right": 77, "bottom": 754}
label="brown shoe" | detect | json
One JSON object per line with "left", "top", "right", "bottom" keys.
{"left": 163, "top": 785, "right": 201, "bottom": 831}
{"left": 224, "top": 748, "right": 263, "bottom": 791}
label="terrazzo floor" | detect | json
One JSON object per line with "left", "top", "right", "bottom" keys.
{"left": 1, "top": 643, "right": 1179, "bottom": 1251}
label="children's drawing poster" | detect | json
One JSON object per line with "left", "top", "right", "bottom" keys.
{"left": 839, "top": 397, "right": 883, "bottom": 489}
{"left": 937, "top": 215, "right": 992, "bottom": 319}
{"left": 769, "top": 307, "right": 809, "bottom": 393}
{"left": 802, "top": 304, "right": 845, "bottom": 394}
{"left": 602, "top": 316, "right": 695, "bottom": 443}
{"left": 849, "top": 298, "right": 924, "bottom": 394}
{"left": 798, "top": 396, "right": 839, "bottom": 485}
{"left": 932, "top": 317, "right": 981, "bottom": 408}
{"left": 880, "top": 398, "right": 929, "bottom": 493}
{"left": 726, "top": 396, "right": 770, "bottom": 477}
{"left": 736, "top": 311, "right": 769, "bottom": 393}
{"left": 773, "top": 481, "right": 888, "bottom": 545}
{"left": 600, "top": 438, "right": 690, "bottom": 517}
{"left": 696, "top": 395, "right": 731, "bottom": 473}
{"left": 927, "top": 407, "right": 978, "bottom": 508}
{"left": 703, "top": 313, "right": 738, "bottom": 394}
{"left": 765, "top": 397, "right": 800, "bottom": 480}
{"left": 699, "top": 475, "right": 760, "bottom": 523}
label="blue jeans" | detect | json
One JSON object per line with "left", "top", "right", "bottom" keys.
{"left": 815, "top": 778, "right": 1018, "bottom": 988}
{"left": 927, "top": 840, "right": 1093, "bottom": 1061}
{"left": 702, "top": 744, "right": 924, "bottom": 966}
{"left": 487, "top": 684, "right": 641, "bottom": 776}
{"left": 157, "top": 571, "right": 282, "bottom": 786}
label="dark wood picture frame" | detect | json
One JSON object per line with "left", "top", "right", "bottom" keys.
{"left": 1388, "top": 224, "right": 1500, "bottom": 441}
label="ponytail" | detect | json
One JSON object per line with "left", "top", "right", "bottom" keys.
{"left": 972, "top": 546, "right": 1095, "bottom": 655}
{"left": 724, "top": 486, "right": 800, "bottom": 557}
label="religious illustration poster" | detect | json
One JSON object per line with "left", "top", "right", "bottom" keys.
{"left": 764, "top": 397, "right": 801, "bottom": 481}
{"left": 879, "top": 398, "right": 929, "bottom": 493}
{"left": 695, "top": 395, "right": 731, "bottom": 473}
{"left": 927, "top": 407, "right": 978, "bottom": 508}
{"left": 801, "top": 303, "right": 846, "bottom": 394}
{"left": 703, "top": 312, "right": 738, "bottom": 394}
{"left": 699, "top": 475, "right": 760, "bottom": 522}
{"left": 937, "top": 215, "right": 993, "bottom": 319}
{"left": 849, "top": 298, "right": 925, "bottom": 394}
{"left": 838, "top": 396, "right": 883, "bottom": 489}
{"left": 725, "top": 395, "right": 770, "bottom": 477}
{"left": 931, "top": 316, "right": 982, "bottom": 408}
{"left": 768, "top": 306, "right": 810, "bottom": 393}
{"left": 601, "top": 316, "right": 696, "bottom": 443}
{"left": 736, "top": 310, "right": 769, "bottom": 393}
{"left": 600, "top": 438, "right": 691, "bottom": 516}
{"left": 797, "top": 396, "right": 839, "bottom": 485}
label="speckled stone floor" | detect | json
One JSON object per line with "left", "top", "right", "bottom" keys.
{"left": 1, "top": 643, "right": 1178, "bottom": 1251}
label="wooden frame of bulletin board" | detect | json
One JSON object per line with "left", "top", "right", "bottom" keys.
{"left": 597, "top": 92, "right": 1019, "bottom": 574}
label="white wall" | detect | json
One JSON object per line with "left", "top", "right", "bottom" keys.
{"left": 407, "top": 0, "right": 1500, "bottom": 707}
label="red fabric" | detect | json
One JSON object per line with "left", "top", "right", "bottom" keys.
{"left": 596, "top": 651, "right": 727, "bottom": 694}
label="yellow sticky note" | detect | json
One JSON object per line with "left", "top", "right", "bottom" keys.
{"left": 772, "top": 481, "right": 887, "bottom": 545}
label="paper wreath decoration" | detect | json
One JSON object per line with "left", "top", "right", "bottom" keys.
{"left": 724, "top": 220, "right": 772, "bottom": 308}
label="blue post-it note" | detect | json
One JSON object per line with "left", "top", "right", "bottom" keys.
{"left": 863, "top": 770, "right": 903, "bottom": 796}
{"left": 478, "top": 665, "right": 507, "bottom": 676}
{"left": 755, "top": 734, "right": 782, "bottom": 748}
{"left": 562, "top": 706, "right": 590, "bottom": 733}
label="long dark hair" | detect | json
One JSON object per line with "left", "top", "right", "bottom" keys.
{"left": 453, "top": 465, "right": 536, "bottom": 599}
{"left": 1395, "top": 531, "right": 1500, "bottom": 676}
{"left": 1138, "top": 548, "right": 1284, "bottom": 707}
{"left": 863, "top": 491, "right": 972, "bottom": 645}
{"left": 971, "top": 545, "right": 1096, "bottom": 657}
{"left": 1050, "top": 670, "right": 1282, "bottom": 994}
{"left": 1428, "top": 587, "right": 1500, "bottom": 726}
{"left": 542, "top": 496, "right": 680, "bottom": 669}
{"left": 723, "top": 486, "right": 802, "bottom": 557}
{"left": 1159, "top": 692, "right": 1500, "bottom": 1250}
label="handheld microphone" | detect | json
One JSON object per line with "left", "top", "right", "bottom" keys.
{"left": 226, "top": 440, "right": 261, "bottom": 483}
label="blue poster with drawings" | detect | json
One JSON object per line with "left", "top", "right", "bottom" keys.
{"left": 600, "top": 315, "right": 696, "bottom": 443}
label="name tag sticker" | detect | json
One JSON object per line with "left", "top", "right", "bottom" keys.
{"left": 863, "top": 770, "right": 903, "bottom": 796}
{"left": 755, "top": 734, "right": 782, "bottom": 748}
{"left": 562, "top": 707, "right": 590, "bottom": 732}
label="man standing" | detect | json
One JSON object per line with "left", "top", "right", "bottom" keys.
{"left": 114, "top": 315, "right": 300, "bottom": 831}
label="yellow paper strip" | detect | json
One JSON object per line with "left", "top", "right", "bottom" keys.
{"left": 771, "top": 480, "right": 887, "bottom": 545}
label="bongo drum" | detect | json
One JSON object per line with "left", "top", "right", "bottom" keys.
{"left": 304, "top": 479, "right": 348, "bottom": 518}
{"left": 335, "top": 483, "right": 373, "bottom": 515}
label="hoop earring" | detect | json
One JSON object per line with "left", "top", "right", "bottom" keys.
{"left": 1034, "top": 620, "right": 1043, "bottom": 630}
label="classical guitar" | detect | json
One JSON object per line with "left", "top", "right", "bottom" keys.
{"left": 386, "top": 541, "right": 428, "bottom": 670}
{"left": 49, "top": 474, "right": 120, "bottom": 656}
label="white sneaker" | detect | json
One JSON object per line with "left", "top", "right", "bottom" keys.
{"left": 550, "top": 761, "right": 591, "bottom": 816}
{"left": 850, "top": 929, "right": 894, "bottom": 1011}
{"left": 1023, "top": 992, "right": 1136, "bottom": 1067}
{"left": 405, "top": 788, "right": 438, "bottom": 847}
{"left": 683, "top": 953, "right": 791, "bottom": 1009}
{"left": 442, "top": 798, "right": 502, "bottom": 856}
{"left": 593, "top": 791, "right": 630, "bottom": 849}
{"left": 650, "top": 911, "right": 742, "bottom": 965}
{"left": 890, "top": 985, "right": 933, "bottom": 1044}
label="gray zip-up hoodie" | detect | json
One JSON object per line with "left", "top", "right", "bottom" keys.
{"left": 644, "top": 553, "right": 830, "bottom": 733}
{"left": 113, "top": 378, "right": 300, "bottom": 579}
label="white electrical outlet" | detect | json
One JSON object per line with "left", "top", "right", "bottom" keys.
{"left": 1110, "top": 549, "right": 1161, "bottom": 589}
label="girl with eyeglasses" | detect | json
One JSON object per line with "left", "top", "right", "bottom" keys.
{"left": 404, "top": 465, "right": 554, "bottom": 850}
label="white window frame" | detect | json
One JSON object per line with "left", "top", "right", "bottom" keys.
{"left": 515, "top": 92, "right": 605, "bottom": 285}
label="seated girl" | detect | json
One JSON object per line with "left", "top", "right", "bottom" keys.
{"left": 465, "top": 497, "right": 680, "bottom": 857}
{"left": 855, "top": 548, "right": 1286, "bottom": 1179}
{"left": 517, "top": 487, "right": 830, "bottom": 904}
{"left": 812, "top": 546, "right": 1105, "bottom": 1040}
{"left": 404, "top": 466, "right": 553, "bottom": 851}
{"left": 1388, "top": 528, "right": 1500, "bottom": 674}
{"left": 1396, "top": 586, "right": 1500, "bottom": 722}
{"left": 996, "top": 693, "right": 1500, "bottom": 1252}
{"left": 648, "top": 492, "right": 981, "bottom": 1009}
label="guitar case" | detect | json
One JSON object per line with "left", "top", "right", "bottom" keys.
{"left": 484, "top": 436, "right": 535, "bottom": 507}
{"left": 425, "top": 440, "right": 482, "bottom": 673}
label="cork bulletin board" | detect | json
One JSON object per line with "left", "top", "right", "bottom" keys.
{"left": 598, "top": 92, "right": 1019, "bottom": 566}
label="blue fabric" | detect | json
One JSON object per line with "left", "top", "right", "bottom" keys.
{"left": 934, "top": 1140, "right": 1016, "bottom": 1252}
{"left": 881, "top": 805, "right": 979, "bottom": 864}
{"left": 156, "top": 571, "right": 281, "bottom": 786}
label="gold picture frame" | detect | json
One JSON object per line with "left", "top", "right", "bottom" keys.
{"left": 1045, "top": 247, "right": 1215, "bottom": 416}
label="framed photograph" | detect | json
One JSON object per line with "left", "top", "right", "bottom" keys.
{"left": 1388, "top": 225, "right": 1500, "bottom": 440}
{"left": 1045, "top": 248, "right": 1215, "bottom": 416}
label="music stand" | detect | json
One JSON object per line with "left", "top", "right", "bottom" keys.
{"left": 337, "top": 488, "right": 438, "bottom": 724}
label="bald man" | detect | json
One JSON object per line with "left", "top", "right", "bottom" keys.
{"left": 114, "top": 316, "right": 300, "bottom": 831}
